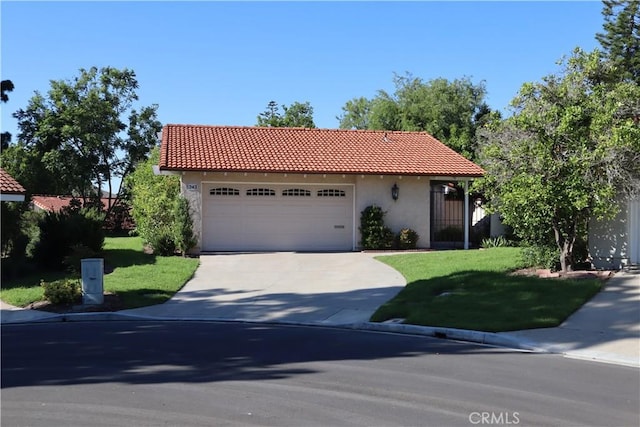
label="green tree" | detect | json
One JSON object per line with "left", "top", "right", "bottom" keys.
{"left": 257, "top": 100, "right": 281, "bottom": 127}
{"left": 127, "top": 147, "right": 180, "bottom": 250}
{"left": 1, "top": 79, "right": 14, "bottom": 103}
{"left": 172, "top": 196, "right": 197, "bottom": 256}
{"left": 9, "top": 67, "right": 162, "bottom": 218}
{"left": 474, "top": 49, "right": 640, "bottom": 272}
{"left": 1, "top": 79, "right": 15, "bottom": 149}
{"left": 336, "top": 97, "right": 372, "bottom": 130}
{"left": 0, "top": 143, "right": 69, "bottom": 196}
{"left": 338, "top": 73, "right": 496, "bottom": 159}
{"left": 256, "top": 100, "right": 316, "bottom": 128}
{"left": 596, "top": 0, "right": 640, "bottom": 83}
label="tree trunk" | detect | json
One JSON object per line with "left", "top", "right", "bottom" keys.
{"left": 553, "top": 222, "right": 576, "bottom": 273}
{"left": 559, "top": 241, "right": 571, "bottom": 273}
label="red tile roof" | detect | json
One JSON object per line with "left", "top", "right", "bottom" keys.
{"left": 0, "top": 168, "right": 26, "bottom": 194}
{"left": 32, "top": 195, "right": 119, "bottom": 212}
{"left": 159, "top": 125, "right": 485, "bottom": 177}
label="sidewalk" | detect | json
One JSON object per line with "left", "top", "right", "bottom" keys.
{"left": 2, "top": 268, "right": 638, "bottom": 368}
{"left": 498, "top": 269, "right": 640, "bottom": 367}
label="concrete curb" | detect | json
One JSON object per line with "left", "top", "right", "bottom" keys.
{"left": 351, "top": 322, "right": 546, "bottom": 353}
{"left": 1, "top": 311, "right": 543, "bottom": 353}
{"left": 4, "top": 312, "right": 637, "bottom": 368}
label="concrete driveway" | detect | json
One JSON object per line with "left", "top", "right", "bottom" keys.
{"left": 122, "top": 252, "right": 406, "bottom": 325}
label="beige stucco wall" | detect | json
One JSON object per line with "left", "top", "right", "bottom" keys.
{"left": 354, "top": 175, "right": 431, "bottom": 249}
{"left": 179, "top": 171, "right": 432, "bottom": 252}
{"left": 179, "top": 172, "right": 204, "bottom": 253}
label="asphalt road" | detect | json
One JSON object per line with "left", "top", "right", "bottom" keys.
{"left": 2, "top": 321, "right": 639, "bottom": 427}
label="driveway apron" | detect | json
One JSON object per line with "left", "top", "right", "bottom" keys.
{"left": 121, "top": 252, "right": 406, "bottom": 325}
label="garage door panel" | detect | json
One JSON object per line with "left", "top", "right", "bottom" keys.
{"left": 203, "top": 184, "right": 353, "bottom": 251}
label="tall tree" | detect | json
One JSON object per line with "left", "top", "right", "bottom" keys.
{"left": 7, "top": 67, "right": 161, "bottom": 218}
{"left": 596, "top": 0, "right": 640, "bottom": 83}
{"left": 1, "top": 79, "right": 14, "bottom": 103}
{"left": 474, "top": 49, "right": 640, "bottom": 272}
{"left": 338, "top": 73, "right": 496, "bottom": 159}
{"left": 1, "top": 80, "right": 15, "bottom": 149}
{"left": 257, "top": 100, "right": 281, "bottom": 127}
{"left": 256, "top": 100, "right": 316, "bottom": 128}
{"left": 336, "top": 97, "right": 372, "bottom": 130}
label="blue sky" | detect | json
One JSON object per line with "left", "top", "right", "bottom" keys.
{"left": 2, "top": 1, "right": 604, "bottom": 138}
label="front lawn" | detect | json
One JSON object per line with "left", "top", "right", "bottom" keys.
{"left": 371, "top": 248, "right": 602, "bottom": 332}
{"left": 0, "top": 237, "right": 199, "bottom": 309}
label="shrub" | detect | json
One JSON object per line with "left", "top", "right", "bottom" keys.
{"left": 63, "top": 244, "right": 99, "bottom": 273}
{"left": 31, "top": 208, "right": 105, "bottom": 270}
{"left": 397, "top": 228, "right": 419, "bottom": 249}
{"left": 360, "top": 205, "right": 395, "bottom": 250}
{"left": 521, "top": 244, "right": 560, "bottom": 271}
{"left": 1, "top": 202, "right": 40, "bottom": 259}
{"left": 148, "top": 230, "right": 176, "bottom": 256}
{"left": 41, "top": 279, "right": 82, "bottom": 305}
{"left": 128, "top": 147, "right": 180, "bottom": 246}
{"left": 172, "top": 196, "right": 197, "bottom": 256}
{"left": 1, "top": 201, "right": 23, "bottom": 257}
{"left": 21, "top": 210, "right": 43, "bottom": 259}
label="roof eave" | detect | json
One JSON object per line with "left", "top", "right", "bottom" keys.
{"left": 158, "top": 166, "right": 484, "bottom": 178}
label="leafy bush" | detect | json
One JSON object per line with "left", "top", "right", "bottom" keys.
{"left": 397, "top": 228, "right": 419, "bottom": 249}
{"left": 172, "top": 196, "right": 197, "bottom": 256}
{"left": 147, "top": 231, "right": 176, "bottom": 256}
{"left": 21, "top": 210, "right": 43, "bottom": 259}
{"left": 360, "top": 205, "right": 395, "bottom": 250}
{"left": 128, "top": 147, "right": 180, "bottom": 248}
{"left": 1, "top": 202, "right": 41, "bottom": 259}
{"left": 521, "top": 244, "right": 560, "bottom": 271}
{"left": 63, "top": 244, "right": 99, "bottom": 273}
{"left": 41, "top": 279, "right": 81, "bottom": 305}
{"left": 1, "top": 201, "right": 23, "bottom": 257}
{"left": 31, "top": 208, "right": 105, "bottom": 270}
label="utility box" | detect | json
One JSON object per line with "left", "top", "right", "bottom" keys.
{"left": 81, "top": 258, "right": 104, "bottom": 305}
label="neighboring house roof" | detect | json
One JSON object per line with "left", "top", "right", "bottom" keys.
{"left": 0, "top": 168, "right": 26, "bottom": 194}
{"left": 32, "top": 195, "right": 120, "bottom": 212}
{"left": 159, "top": 124, "right": 485, "bottom": 177}
{"left": 0, "top": 168, "right": 26, "bottom": 201}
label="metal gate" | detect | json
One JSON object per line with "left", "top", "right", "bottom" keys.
{"left": 430, "top": 184, "right": 465, "bottom": 249}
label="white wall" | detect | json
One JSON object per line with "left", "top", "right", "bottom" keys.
{"left": 589, "top": 196, "right": 640, "bottom": 269}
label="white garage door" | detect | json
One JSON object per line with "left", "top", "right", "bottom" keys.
{"left": 202, "top": 183, "right": 354, "bottom": 251}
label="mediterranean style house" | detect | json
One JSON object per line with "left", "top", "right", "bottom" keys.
{"left": 157, "top": 124, "right": 485, "bottom": 253}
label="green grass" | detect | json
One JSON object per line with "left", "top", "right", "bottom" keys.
{"left": 371, "top": 248, "right": 602, "bottom": 332}
{"left": 0, "top": 237, "right": 199, "bottom": 309}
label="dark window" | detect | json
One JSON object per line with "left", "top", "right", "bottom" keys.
{"left": 317, "top": 189, "right": 346, "bottom": 197}
{"left": 210, "top": 187, "right": 240, "bottom": 196}
{"left": 282, "top": 188, "right": 311, "bottom": 197}
{"left": 246, "top": 188, "right": 276, "bottom": 196}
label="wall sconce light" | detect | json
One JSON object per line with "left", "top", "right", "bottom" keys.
{"left": 391, "top": 183, "right": 399, "bottom": 201}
